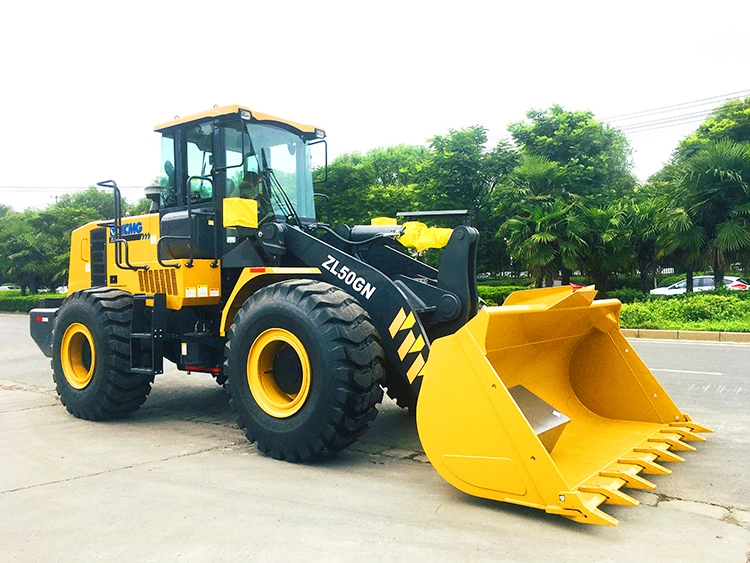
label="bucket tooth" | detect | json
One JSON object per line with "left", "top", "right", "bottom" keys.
{"left": 634, "top": 445, "right": 684, "bottom": 463}
{"left": 599, "top": 470, "right": 657, "bottom": 491}
{"left": 650, "top": 434, "right": 696, "bottom": 452}
{"left": 663, "top": 427, "right": 705, "bottom": 442}
{"left": 579, "top": 485, "right": 639, "bottom": 506}
{"left": 548, "top": 492, "right": 619, "bottom": 526}
{"left": 671, "top": 419, "right": 713, "bottom": 434}
{"left": 619, "top": 455, "right": 672, "bottom": 475}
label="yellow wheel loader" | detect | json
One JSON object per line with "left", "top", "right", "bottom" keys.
{"left": 29, "top": 105, "right": 710, "bottom": 525}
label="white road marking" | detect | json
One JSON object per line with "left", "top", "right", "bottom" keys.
{"left": 651, "top": 368, "right": 723, "bottom": 376}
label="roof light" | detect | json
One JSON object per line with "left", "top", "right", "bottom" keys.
{"left": 240, "top": 110, "right": 252, "bottom": 121}
{"left": 315, "top": 128, "right": 326, "bottom": 139}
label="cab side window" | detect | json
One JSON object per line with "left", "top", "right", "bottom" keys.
{"left": 160, "top": 134, "right": 177, "bottom": 207}
{"left": 223, "top": 125, "right": 249, "bottom": 198}
{"left": 185, "top": 123, "right": 214, "bottom": 203}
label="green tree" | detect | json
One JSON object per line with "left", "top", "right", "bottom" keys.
{"left": 0, "top": 212, "right": 58, "bottom": 294}
{"left": 676, "top": 96, "right": 750, "bottom": 160}
{"left": 582, "top": 205, "right": 630, "bottom": 293}
{"left": 655, "top": 206, "right": 705, "bottom": 292}
{"left": 509, "top": 105, "right": 636, "bottom": 204}
{"left": 367, "top": 145, "right": 428, "bottom": 187}
{"left": 679, "top": 140, "right": 750, "bottom": 286}
{"left": 127, "top": 198, "right": 151, "bottom": 216}
{"left": 622, "top": 194, "right": 663, "bottom": 293}
{"left": 501, "top": 198, "right": 587, "bottom": 288}
{"left": 421, "top": 127, "right": 517, "bottom": 210}
{"left": 55, "top": 187, "right": 116, "bottom": 219}
{"left": 314, "top": 147, "right": 426, "bottom": 226}
{"left": 421, "top": 128, "right": 518, "bottom": 272}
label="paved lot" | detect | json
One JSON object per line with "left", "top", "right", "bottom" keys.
{"left": 1, "top": 313, "right": 749, "bottom": 562}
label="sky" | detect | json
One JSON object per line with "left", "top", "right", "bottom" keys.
{"left": 1, "top": 0, "right": 749, "bottom": 211}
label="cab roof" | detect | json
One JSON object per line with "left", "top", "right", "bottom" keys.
{"left": 154, "top": 104, "right": 324, "bottom": 137}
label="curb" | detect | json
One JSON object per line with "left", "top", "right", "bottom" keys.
{"left": 621, "top": 328, "right": 750, "bottom": 343}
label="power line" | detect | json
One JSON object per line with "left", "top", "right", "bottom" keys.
{"left": 616, "top": 111, "right": 714, "bottom": 133}
{"left": 622, "top": 117, "right": 710, "bottom": 138}
{"left": 602, "top": 88, "right": 750, "bottom": 122}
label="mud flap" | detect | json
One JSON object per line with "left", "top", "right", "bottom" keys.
{"left": 416, "top": 286, "right": 712, "bottom": 525}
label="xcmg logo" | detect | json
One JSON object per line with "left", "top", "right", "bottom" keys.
{"left": 109, "top": 222, "right": 150, "bottom": 241}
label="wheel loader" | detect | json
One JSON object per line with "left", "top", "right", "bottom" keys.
{"left": 29, "top": 105, "right": 710, "bottom": 525}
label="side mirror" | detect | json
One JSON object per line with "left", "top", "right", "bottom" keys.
{"left": 310, "top": 139, "right": 328, "bottom": 184}
{"left": 314, "top": 192, "right": 331, "bottom": 225}
{"left": 144, "top": 186, "right": 161, "bottom": 213}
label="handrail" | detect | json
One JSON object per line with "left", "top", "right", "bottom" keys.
{"left": 97, "top": 180, "right": 149, "bottom": 271}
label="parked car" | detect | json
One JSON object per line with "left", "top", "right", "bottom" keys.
{"left": 650, "top": 276, "right": 749, "bottom": 295}
{"left": 0, "top": 284, "right": 20, "bottom": 291}
{"left": 553, "top": 278, "right": 585, "bottom": 290}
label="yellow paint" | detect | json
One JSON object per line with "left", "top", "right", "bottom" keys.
{"left": 370, "top": 217, "right": 398, "bottom": 226}
{"left": 401, "top": 312, "right": 416, "bottom": 331}
{"left": 397, "top": 331, "right": 416, "bottom": 360}
{"left": 154, "top": 104, "right": 323, "bottom": 136}
{"left": 223, "top": 197, "right": 258, "bottom": 228}
{"left": 219, "top": 267, "right": 321, "bottom": 336}
{"left": 388, "top": 308, "right": 407, "bottom": 338}
{"left": 398, "top": 222, "right": 453, "bottom": 251}
{"left": 406, "top": 353, "right": 426, "bottom": 383}
{"left": 246, "top": 328, "right": 311, "bottom": 418}
{"left": 60, "top": 322, "right": 96, "bottom": 389}
{"left": 67, "top": 214, "right": 221, "bottom": 309}
{"left": 416, "top": 285, "right": 712, "bottom": 525}
{"left": 408, "top": 334, "right": 425, "bottom": 355}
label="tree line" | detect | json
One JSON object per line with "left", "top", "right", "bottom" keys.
{"left": 314, "top": 99, "right": 750, "bottom": 293}
{"left": 1, "top": 99, "right": 748, "bottom": 296}
{"left": 0, "top": 191, "right": 149, "bottom": 295}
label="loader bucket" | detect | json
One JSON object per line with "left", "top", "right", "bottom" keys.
{"left": 416, "top": 286, "right": 711, "bottom": 525}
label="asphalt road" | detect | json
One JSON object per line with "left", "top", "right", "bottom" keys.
{"left": 1, "top": 313, "right": 749, "bottom": 562}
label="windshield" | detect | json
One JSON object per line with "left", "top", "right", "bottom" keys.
{"left": 244, "top": 123, "right": 316, "bottom": 221}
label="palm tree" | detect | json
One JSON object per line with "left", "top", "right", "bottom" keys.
{"left": 655, "top": 207, "right": 706, "bottom": 292}
{"left": 499, "top": 155, "right": 590, "bottom": 286}
{"left": 623, "top": 197, "right": 662, "bottom": 293}
{"left": 680, "top": 140, "right": 750, "bottom": 286}
{"left": 4, "top": 231, "right": 56, "bottom": 295}
{"left": 501, "top": 198, "right": 587, "bottom": 288}
{"left": 581, "top": 205, "right": 630, "bottom": 293}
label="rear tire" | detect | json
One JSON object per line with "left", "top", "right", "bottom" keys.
{"left": 225, "top": 280, "right": 385, "bottom": 462}
{"left": 52, "top": 288, "right": 153, "bottom": 420}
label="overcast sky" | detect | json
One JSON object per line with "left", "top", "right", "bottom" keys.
{"left": 1, "top": 0, "right": 749, "bottom": 211}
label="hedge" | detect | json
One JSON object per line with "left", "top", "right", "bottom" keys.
{"left": 619, "top": 292, "right": 750, "bottom": 332}
{"left": 0, "top": 292, "right": 43, "bottom": 313}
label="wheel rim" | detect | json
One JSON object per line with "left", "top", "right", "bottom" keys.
{"left": 61, "top": 323, "right": 96, "bottom": 389}
{"left": 247, "top": 328, "right": 312, "bottom": 418}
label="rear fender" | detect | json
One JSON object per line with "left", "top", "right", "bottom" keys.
{"left": 219, "top": 267, "right": 321, "bottom": 336}
{"left": 30, "top": 307, "right": 59, "bottom": 358}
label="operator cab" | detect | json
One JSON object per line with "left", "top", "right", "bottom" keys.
{"left": 154, "top": 105, "right": 325, "bottom": 263}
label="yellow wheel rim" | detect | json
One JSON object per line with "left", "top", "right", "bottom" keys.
{"left": 247, "top": 328, "right": 312, "bottom": 418}
{"left": 61, "top": 323, "right": 96, "bottom": 389}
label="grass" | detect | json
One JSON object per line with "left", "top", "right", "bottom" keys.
{"left": 477, "top": 285, "right": 750, "bottom": 333}
{"left": 619, "top": 292, "right": 750, "bottom": 332}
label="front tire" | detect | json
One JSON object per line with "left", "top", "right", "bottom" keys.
{"left": 225, "top": 280, "right": 385, "bottom": 462}
{"left": 52, "top": 287, "right": 153, "bottom": 420}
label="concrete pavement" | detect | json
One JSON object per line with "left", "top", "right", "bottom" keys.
{"left": 2, "top": 313, "right": 749, "bottom": 562}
